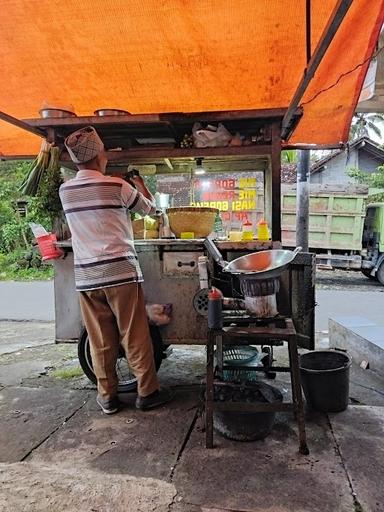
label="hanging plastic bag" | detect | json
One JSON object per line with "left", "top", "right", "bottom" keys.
{"left": 146, "top": 304, "right": 172, "bottom": 326}
{"left": 192, "top": 122, "right": 232, "bottom": 148}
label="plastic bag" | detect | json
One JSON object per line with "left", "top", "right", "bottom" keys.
{"left": 192, "top": 122, "right": 232, "bottom": 148}
{"left": 29, "top": 222, "right": 48, "bottom": 238}
{"left": 146, "top": 304, "right": 172, "bottom": 326}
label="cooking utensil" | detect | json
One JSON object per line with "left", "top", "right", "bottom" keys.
{"left": 204, "top": 239, "right": 301, "bottom": 280}
{"left": 39, "top": 108, "right": 76, "bottom": 118}
{"left": 94, "top": 109, "right": 131, "bottom": 116}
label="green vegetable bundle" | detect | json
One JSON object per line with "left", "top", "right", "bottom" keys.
{"left": 37, "top": 145, "right": 63, "bottom": 223}
{"left": 19, "top": 141, "right": 63, "bottom": 227}
{"left": 19, "top": 140, "right": 51, "bottom": 196}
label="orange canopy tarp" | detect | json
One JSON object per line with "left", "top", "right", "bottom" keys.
{"left": 0, "top": 0, "right": 383, "bottom": 156}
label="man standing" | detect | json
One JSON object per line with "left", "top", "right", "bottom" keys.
{"left": 60, "top": 126, "right": 172, "bottom": 414}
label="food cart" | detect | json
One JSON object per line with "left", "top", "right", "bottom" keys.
{"left": 9, "top": 110, "right": 309, "bottom": 389}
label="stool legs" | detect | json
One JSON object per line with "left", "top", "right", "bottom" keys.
{"left": 205, "top": 323, "right": 310, "bottom": 455}
{"left": 288, "top": 335, "right": 309, "bottom": 455}
{"left": 206, "top": 332, "right": 214, "bottom": 448}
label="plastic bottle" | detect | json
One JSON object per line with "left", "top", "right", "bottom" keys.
{"left": 213, "top": 212, "right": 223, "bottom": 238}
{"left": 242, "top": 220, "right": 254, "bottom": 241}
{"left": 257, "top": 219, "right": 270, "bottom": 241}
{"left": 207, "top": 287, "right": 223, "bottom": 329}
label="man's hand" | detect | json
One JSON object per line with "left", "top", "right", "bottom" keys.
{"left": 130, "top": 175, "right": 153, "bottom": 200}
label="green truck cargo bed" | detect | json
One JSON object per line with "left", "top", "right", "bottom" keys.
{"left": 281, "top": 193, "right": 366, "bottom": 251}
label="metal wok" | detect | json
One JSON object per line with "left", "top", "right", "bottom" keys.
{"left": 204, "top": 239, "right": 302, "bottom": 281}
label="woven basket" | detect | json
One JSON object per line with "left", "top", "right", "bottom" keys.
{"left": 166, "top": 207, "right": 219, "bottom": 238}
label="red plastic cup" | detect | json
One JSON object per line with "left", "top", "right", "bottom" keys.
{"left": 36, "top": 233, "right": 63, "bottom": 261}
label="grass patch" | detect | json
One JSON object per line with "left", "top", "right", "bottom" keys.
{"left": 0, "top": 253, "right": 53, "bottom": 281}
{"left": 52, "top": 366, "right": 84, "bottom": 379}
{"left": 56, "top": 344, "right": 78, "bottom": 359}
{"left": 0, "top": 266, "right": 53, "bottom": 281}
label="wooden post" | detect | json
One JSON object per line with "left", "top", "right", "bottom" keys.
{"left": 265, "top": 122, "right": 282, "bottom": 241}
{"left": 296, "top": 150, "right": 310, "bottom": 251}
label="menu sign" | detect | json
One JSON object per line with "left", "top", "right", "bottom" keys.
{"left": 190, "top": 177, "right": 257, "bottom": 223}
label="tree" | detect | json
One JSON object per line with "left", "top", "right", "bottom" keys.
{"left": 348, "top": 164, "right": 384, "bottom": 188}
{"left": 281, "top": 150, "right": 297, "bottom": 164}
{"left": 350, "top": 113, "right": 384, "bottom": 140}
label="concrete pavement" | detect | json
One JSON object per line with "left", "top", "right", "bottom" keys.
{"left": 0, "top": 272, "right": 384, "bottom": 510}
{"left": 316, "top": 289, "right": 384, "bottom": 332}
{"left": 0, "top": 322, "right": 384, "bottom": 511}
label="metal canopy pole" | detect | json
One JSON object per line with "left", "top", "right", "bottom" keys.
{"left": 296, "top": 150, "right": 310, "bottom": 251}
{"left": 295, "top": 0, "right": 313, "bottom": 252}
{"left": 281, "top": 0, "right": 353, "bottom": 139}
{"left": 0, "top": 110, "right": 47, "bottom": 139}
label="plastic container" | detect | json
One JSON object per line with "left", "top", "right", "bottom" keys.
{"left": 36, "top": 233, "right": 63, "bottom": 261}
{"left": 257, "top": 219, "right": 270, "bottom": 241}
{"left": 242, "top": 221, "right": 253, "bottom": 241}
{"left": 207, "top": 287, "right": 223, "bottom": 329}
{"left": 300, "top": 350, "right": 352, "bottom": 412}
{"left": 228, "top": 230, "right": 242, "bottom": 242}
{"left": 180, "top": 231, "right": 194, "bottom": 239}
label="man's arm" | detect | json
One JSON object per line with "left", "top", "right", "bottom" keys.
{"left": 121, "top": 177, "right": 156, "bottom": 216}
{"left": 129, "top": 175, "right": 153, "bottom": 201}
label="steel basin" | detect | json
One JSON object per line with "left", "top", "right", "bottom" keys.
{"left": 223, "top": 247, "right": 301, "bottom": 280}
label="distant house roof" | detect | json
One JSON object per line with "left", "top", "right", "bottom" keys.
{"left": 310, "top": 137, "right": 384, "bottom": 175}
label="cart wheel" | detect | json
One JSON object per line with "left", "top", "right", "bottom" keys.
{"left": 78, "top": 325, "right": 165, "bottom": 393}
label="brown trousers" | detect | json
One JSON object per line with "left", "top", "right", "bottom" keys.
{"left": 79, "top": 282, "right": 159, "bottom": 400}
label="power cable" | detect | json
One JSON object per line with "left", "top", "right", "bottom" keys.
{"left": 301, "top": 45, "right": 384, "bottom": 106}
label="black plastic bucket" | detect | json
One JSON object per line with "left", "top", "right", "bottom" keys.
{"left": 300, "top": 350, "right": 352, "bottom": 413}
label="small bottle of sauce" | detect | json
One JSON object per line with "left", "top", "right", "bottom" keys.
{"left": 257, "top": 219, "right": 270, "bottom": 241}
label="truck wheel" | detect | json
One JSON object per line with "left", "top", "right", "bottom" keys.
{"left": 361, "top": 268, "right": 377, "bottom": 280}
{"left": 78, "top": 325, "right": 164, "bottom": 393}
{"left": 376, "top": 263, "right": 384, "bottom": 286}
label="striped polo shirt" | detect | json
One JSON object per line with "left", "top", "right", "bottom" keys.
{"left": 59, "top": 169, "right": 156, "bottom": 291}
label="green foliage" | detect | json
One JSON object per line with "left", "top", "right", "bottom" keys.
{"left": 281, "top": 150, "right": 298, "bottom": 164}
{"left": 144, "top": 175, "right": 157, "bottom": 195}
{"left": 350, "top": 113, "right": 384, "bottom": 141}
{"left": 0, "top": 250, "right": 53, "bottom": 281}
{"left": 367, "top": 192, "right": 384, "bottom": 204}
{"left": 0, "top": 160, "right": 55, "bottom": 279}
{"left": 347, "top": 165, "right": 384, "bottom": 188}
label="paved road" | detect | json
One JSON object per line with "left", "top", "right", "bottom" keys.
{"left": 0, "top": 281, "right": 54, "bottom": 321}
{"left": 0, "top": 273, "right": 383, "bottom": 330}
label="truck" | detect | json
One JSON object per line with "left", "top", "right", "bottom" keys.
{"left": 360, "top": 203, "right": 384, "bottom": 284}
{"left": 281, "top": 185, "right": 367, "bottom": 270}
{"left": 281, "top": 185, "right": 384, "bottom": 283}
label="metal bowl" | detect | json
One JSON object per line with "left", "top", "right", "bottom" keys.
{"left": 223, "top": 247, "right": 301, "bottom": 280}
{"left": 94, "top": 109, "right": 131, "bottom": 116}
{"left": 39, "top": 108, "right": 77, "bottom": 118}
